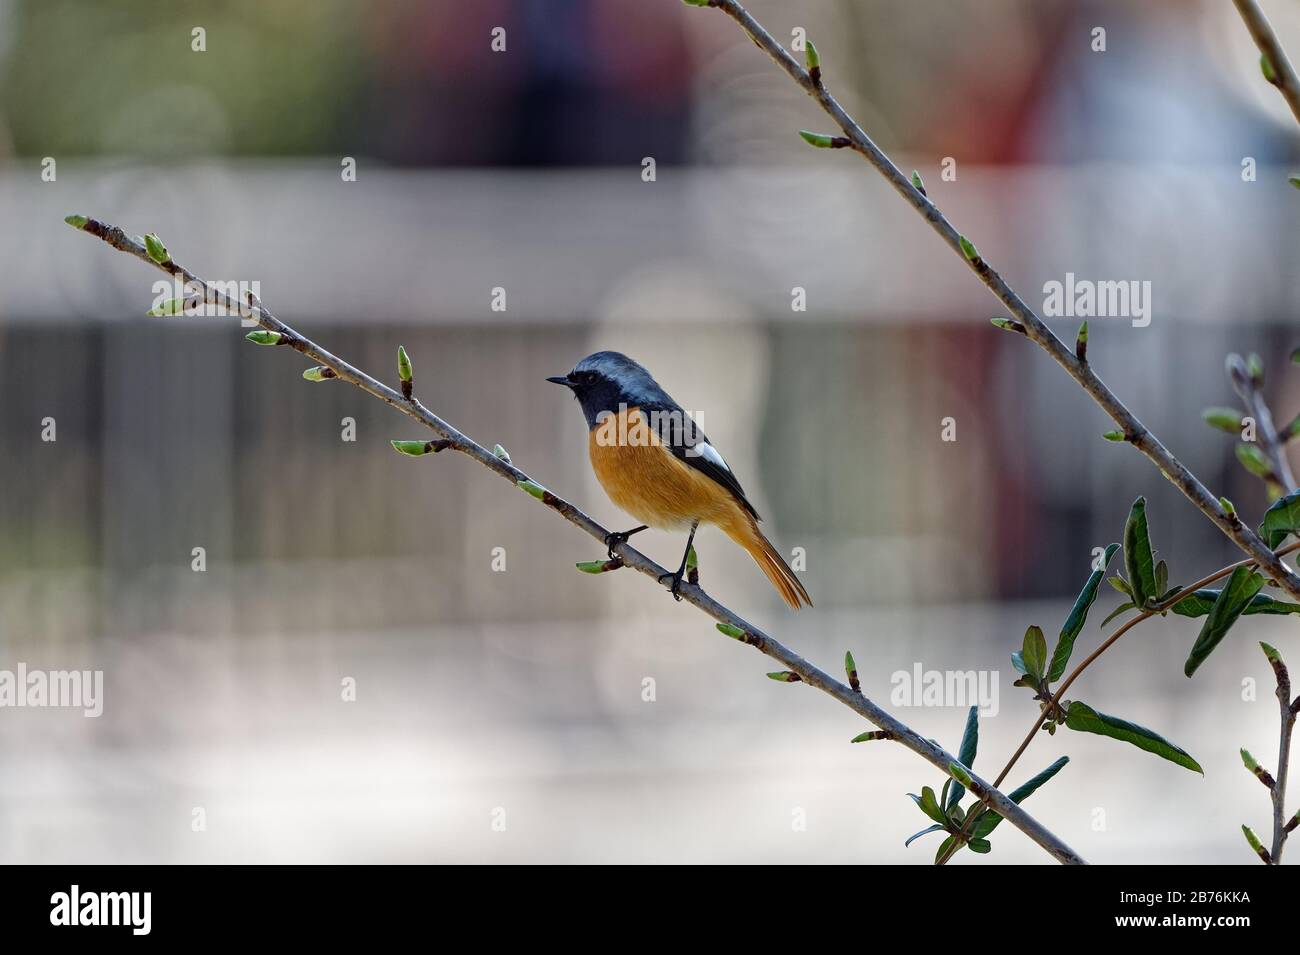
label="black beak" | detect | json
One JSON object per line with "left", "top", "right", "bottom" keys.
{"left": 546, "top": 375, "right": 574, "bottom": 387}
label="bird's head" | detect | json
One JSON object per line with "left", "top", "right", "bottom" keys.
{"left": 547, "top": 351, "right": 663, "bottom": 430}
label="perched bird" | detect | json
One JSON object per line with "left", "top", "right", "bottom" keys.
{"left": 548, "top": 351, "right": 811, "bottom": 609}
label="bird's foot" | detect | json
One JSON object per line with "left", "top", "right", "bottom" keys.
{"left": 657, "top": 570, "right": 685, "bottom": 601}
{"left": 603, "top": 526, "right": 645, "bottom": 560}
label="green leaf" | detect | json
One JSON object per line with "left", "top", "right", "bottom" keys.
{"left": 146, "top": 298, "right": 185, "bottom": 317}
{"left": 958, "top": 235, "right": 979, "bottom": 261}
{"left": 143, "top": 232, "right": 170, "bottom": 264}
{"left": 967, "top": 838, "right": 992, "bottom": 854}
{"left": 1098, "top": 601, "right": 1136, "bottom": 629}
{"left": 1184, "top": 566, "right": 1267, "bottom": 677}
{"left": 1122, "top": 497, "right": 1157, "bottom": 607}
{"left": 1237, "top": 443, "right": 1272, "bottom": 478}
{"left": 1064, "top": 702, "right": 1202, "bottom": 774}
{"left": 1020, "top": 625, "right": 1047, "bottom": 681}
{"left": 804, "top": 39, "right": 820, "bottom": 72}
{"left": 969, "top": 756, "right": 1069, "bottom": 839}
{"left": 1258, "top": 490, "right": 1300, "bottom": 549}
{"left": 1289, "top": 175, "right": 1300, "bottom": 191}
{"left": 390, "top": 440, "right": 433, "bottom": 457}
{"left": 1049, "top": 543, "right": 1118, "bottom": 681}
{"left": 516, "top": 478, "right": 548, "bottom": 500}
{"left": 904, "top": 824, "right": 944, "bottom": 848}
{"left": 715, "top": 622, "right": 746, "bottom": 641}
{"left": 957, "top": 706, "right": 979, "bottom": 772}
{"left": 1170, "top": 588, "right": 1300, "bottom": 618}
{"left": 949, "top": 706, "right": 978, "bottom": 808}
{"left": 798, "top": 130, "right": 836, "bottom": 148}
{"left": 1202, "top": 407, "right": 1245, "bottom": 433}
{"left": 1108, "top": 575, "right": 1132, "bottom": 597}
{"left": 64, "top": 214, "right": 89, "bottom": 229}
{"left": 934, "top": 835, "right": 958, "bottom": 864}
{"left": 910, "top": 786, "right": 947, "bottom": 825}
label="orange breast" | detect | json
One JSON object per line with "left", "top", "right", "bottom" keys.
{"left": 588, "top": 406, "right": 744, "bottom": 530}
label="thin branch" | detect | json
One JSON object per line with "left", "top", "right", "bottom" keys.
{"left": 65, "top": 215, "right": 1087, "bottom": 866}
{"left": 1234, "top": 0, "right": 1300, "bottom": 126}
{"left": 937, "top": 540, "right": 1300, "bottom": 864}
{"left": 1227, "top": 353, "right": 1297, "bottom": 492}
{"left": 702, "top": 0, "right": 1300, "bottom": 606}
{"left": 1260, "top": 643, "right": 1295, "bottom": 863}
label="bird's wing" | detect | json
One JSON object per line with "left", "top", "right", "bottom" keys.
{"left": 642, "top": 402, "right": 760, "bottom": 520}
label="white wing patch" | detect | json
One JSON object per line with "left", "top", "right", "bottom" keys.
{"left": 694, "top": 441, "right": 730, "bottom": 474}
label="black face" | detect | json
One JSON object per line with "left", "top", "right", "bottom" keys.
{"left": 546, "top": 366, "right": 624, "bottom": 430}
{"left": 547, "top": 351, "right": 670, "bottom": 431}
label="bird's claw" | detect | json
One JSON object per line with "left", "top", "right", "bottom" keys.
{"left": 657, "top": 570, "right": 685, "bottom": 601}
{"left": 604, "top": 530, "right": 627, "bottom": 560}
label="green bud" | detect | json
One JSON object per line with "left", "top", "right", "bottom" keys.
{"left": 989, "top": 317, "right": 1025, "bottom": 334}
{"left": 575, "top": 560, "right": 609, "bottom": 574}
{"left": 948, "top": 762, "right": 974, "bottom": 787}
{"left": 685, "top": 544, "right": 698, "bottom": 572}
{"left": 146, "top": 298, "right": 185, "bottom": 317}
{"left": 1076, "top": 321, "right": 1088, "bottom": 345}
{"left": 302, "top": 366, "right": 337, "bottom": 382}
{"left": 1290, "top": 176, "right": 1300, "bottom": 190}
{"left": 245, "top": 330, "right": 283, "bottom": 346}
{"left": 804, "top": 40, "right": 820, "bottom": 73}
{"left": 1236, "top": 443, "right": 1272, "bottom": 477}
{"left": 1242, "top": 824, "right": 1265, "bottom": 853}
{"left": 1202, "top": 407, "right": 1245, "bottom": 433}
{"left": 143, "top": 232, "right": 170, "bottom": 265}
{"left": 1240, "top": 748, "right": 1259, "bottom": 772}
{"left": 391, "top": 440, "right": 434, "bottom": 456}
{"left": 844, "top": 651, "right": 859, "bottom": 692}
{"left": 765, "top": 671, "right": 801, "bottom": 683}
{"left": 1260, "top": 641, "right": 1282, "bottom": 664}
{"left": 958, "top": 235, "right": 979, "bottom": 261}
{"left": 493, "top": 444, "right": 512, "bottom": 464}
{"left": 1291, "top": 347, "right": 1300, "bottom": 365}
{"left": 64, "top": 214, "right": 89, "bottom": 229}
{"left": 517, "top": 478, "right": 548, "bottom": 500}
{"left": 397, "top": 345, "right": 413, "bottom": 382}
{"left": 1102, "top": 430, "right": 1125, "bottom": 442}
{"left": 1220, "top": 496, "right": 1236, "bottom": 517}
{"left": 910, "top": 170, "right": 927, "bottom": 196}
{"left": 850, "top": 730, "right": 889, "bottom": 743}
{"left": 1261, "top": 53, "right": 1279, "bottom": 84}
{"left": 716, "top": 622, "right": 746, "bottom": 640}
{"left": 1247, "top": 353, "right": 1264, "bottom": 384}
{"left": 799, "top": 130, "right": 836, "bottom": 148}
{"left": 681, "top": 0, "right": 712, "bottom": 6}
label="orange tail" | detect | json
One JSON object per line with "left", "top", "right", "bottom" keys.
{"left": 721, "top": 510, "right": 813, "bottom": 610}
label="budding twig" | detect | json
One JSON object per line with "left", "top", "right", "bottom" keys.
{"left": 66, "top": 212, "right": 1086, "bottom": 867}
{"left": 1234, "top": 0, "right": 1300, "bottom": 126}
{"left": 700, "top": 0, "right": 1300, "bottom": 606}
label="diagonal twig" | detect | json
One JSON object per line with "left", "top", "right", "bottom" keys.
{"left": 696, "top": 0, "right": 1300, "bottom": 607}
{"left": 1234, "top": 0, "right": 1300, "bottom": 126}
{"left": 65, "top": 214, "right": 1087, "bottom": 865}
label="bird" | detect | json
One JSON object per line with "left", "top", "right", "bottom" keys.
{"left": 547, "top": 351, "right": 811, "bottom": 609}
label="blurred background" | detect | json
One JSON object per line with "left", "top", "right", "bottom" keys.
{"left": 1, "top": 0, "right": 1300, "bottom": 864}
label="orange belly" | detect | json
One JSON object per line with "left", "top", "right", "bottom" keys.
{"left": 588, "top": 407, "right": 742, "bottom": 530}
